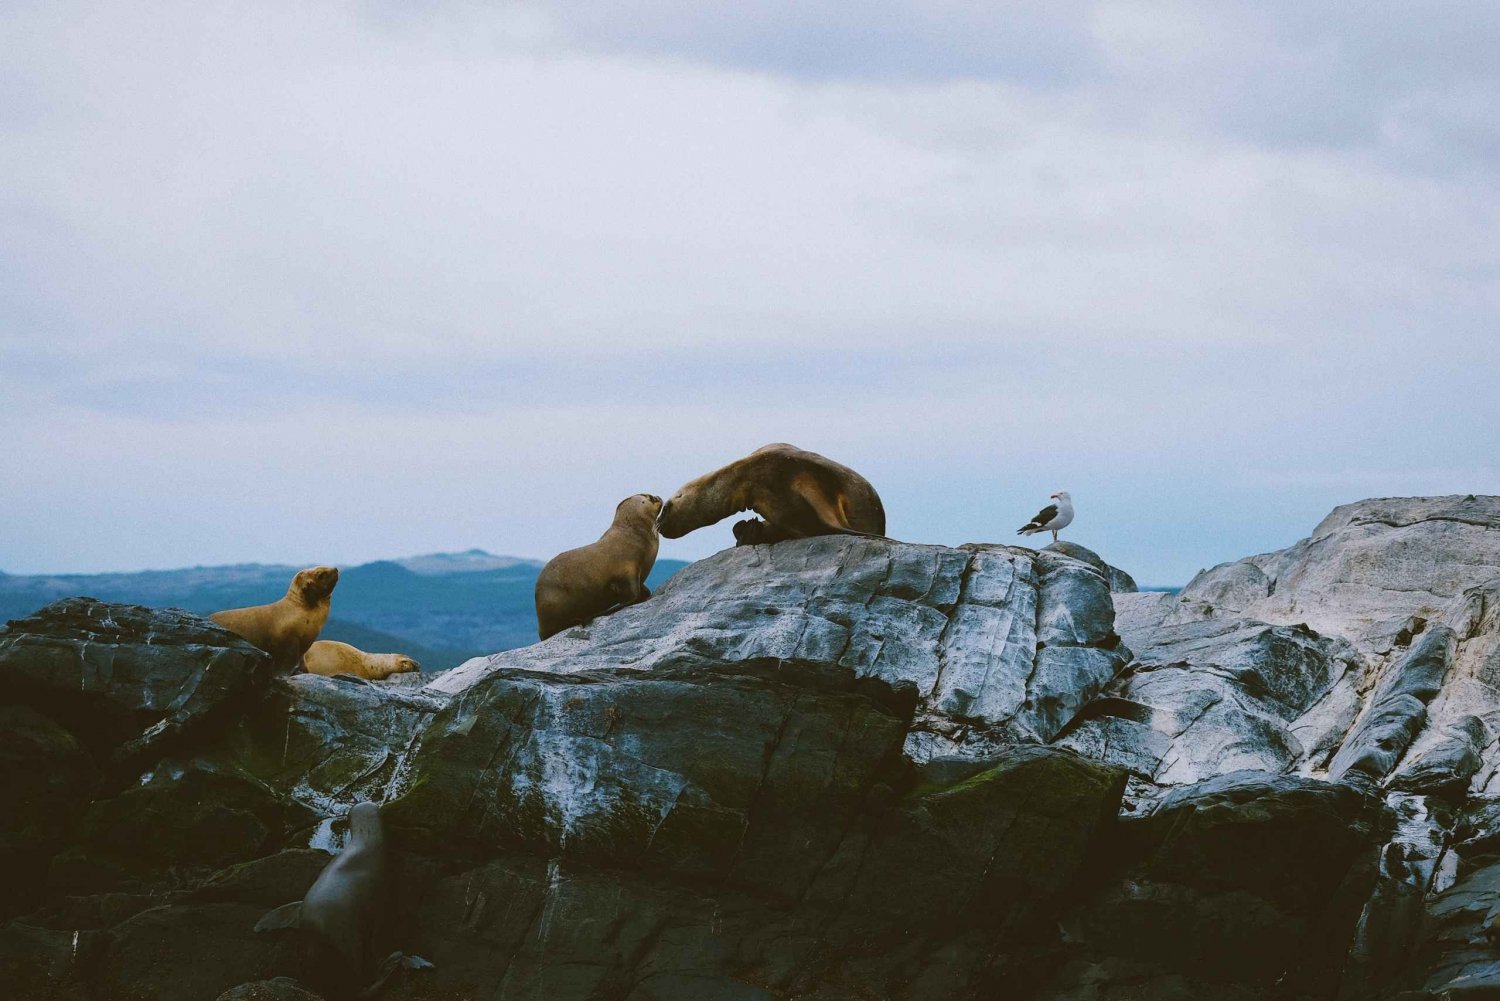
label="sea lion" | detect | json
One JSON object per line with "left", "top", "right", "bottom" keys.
{"left": 304, "top": 641, "right": 420, "bottom": 681}
{"left": 656, "top": 443, "right": 886, "bottom": 545}
{"left": 535, "top": 493, "right": 661, "bottom": 641}
{"left": 255, "top": 802, "right": 431, "bottom": 997}
{"left": 210, "top": 566, "right": 339, "bottom": 672}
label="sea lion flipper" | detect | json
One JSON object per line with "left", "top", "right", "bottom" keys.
{"left": 360, "top": 951, "right": 435, "bottom": 997}
{"left": 789, "top": 473, "right": 861, "bottom": 534}
{"left": 254, "top": 900, "right": 303, "bottom": 932}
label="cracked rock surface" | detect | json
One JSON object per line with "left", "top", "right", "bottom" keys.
{"left": 3, "top": 500, "right": 1500, "bottom": 999}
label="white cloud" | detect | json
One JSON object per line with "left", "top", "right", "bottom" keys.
{"left": 1, "top": 1, "right": 1498, "bottom": 583}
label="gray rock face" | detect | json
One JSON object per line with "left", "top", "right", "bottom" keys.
{"left": 1058, "top": 618, "right": 1362, "bottom": 785}
{"left": 437, "top": 537, "right": 1129, "bottom": 760}
{"left": 1171, "top": 494, "right": 1500, "bottom": 652}
{"left": 1097, "top": 494, "right": 1500, "bottom": 999}
{"left": 1043, "top": 540, "right": 1139, "bottom": 593}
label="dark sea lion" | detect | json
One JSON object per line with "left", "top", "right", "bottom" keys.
{"left": 255, "top": 803, "right": 430, "bottom": 998}
{"left": 534, "top": 493, "right": 661, "bottom": 640}
{"left": 657, "top": 443, "right": 886, "bottom": 545}
{"left": 304, "top": 641, "right": 419, "bottom": 681}
{"left": 210, "top": 566, "right": 339, "bottom": 671}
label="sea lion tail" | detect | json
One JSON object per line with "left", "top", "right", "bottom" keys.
{"left": 254, "top": 901, "right": 303, "bottom": 932}
{"left": 830, "top": 525, "right": 891, "bottom": 541}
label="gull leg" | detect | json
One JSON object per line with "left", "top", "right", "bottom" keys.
{"left": 1052, "top": 529, "right": 1059, "bottom": 543}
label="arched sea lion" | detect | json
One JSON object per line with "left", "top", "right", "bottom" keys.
{"left": 304, "top": 641, "right": 420, "bottom": 681}
{"left": 210, "top": 566, "right": 339, "bottom": 672}
{"left": 535, "top": 493, "right": 661, "bottom": 641}
{"left": 255, "top": 803, "right": 431, "bottom": 997}
{"left": 657, "top": 443, "right": 886, "bottom": 546}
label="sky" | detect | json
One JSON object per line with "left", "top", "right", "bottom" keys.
{"left": 2, "top": 1, "right": 1498, "bottom": 585}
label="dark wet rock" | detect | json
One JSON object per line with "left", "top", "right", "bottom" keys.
{"left": 49, "top": 760, "right": 311, "bottom": 894}
{"left": 1407, "top": 861, "right": 1500, "bottom": 997}
{"left": 216, "top": 979, "right": 325, "bottom": 1001}
{"left": 0, "top": 706, "right": 95, "bottom": 920}
{"left": 0, "top": 921, "right": 104, "bottom": 1001}
{"left": 0, "top": 598, "right": 273, "bottom": 766}
{"left": 1057, "top": 772, "right": 1384, "bottom": 996}
{"left": 393, "top": 744, "right": 1125, "bottom": 1001}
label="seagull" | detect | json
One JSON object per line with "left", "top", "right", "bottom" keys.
{"left": 1017, "top": 491, "right": 1074, "bottom": 543}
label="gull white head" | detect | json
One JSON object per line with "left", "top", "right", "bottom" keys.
{"left": 1052, "top": 491, "right": 1071, "bottom": 503}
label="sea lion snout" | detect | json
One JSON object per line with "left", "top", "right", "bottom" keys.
{"left": 657, "top": 496, "right": 687, "bottom": 538}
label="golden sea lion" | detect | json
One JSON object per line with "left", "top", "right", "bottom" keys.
{"left": 209, "top": 566, "right": 339, "bottom": 672}
{"left": 535, "top": 493, "right": 662, "bottom": 641}
{"left": 304, "top": 640, "right": 420, "bottom": 681}
{"left": 656, "top": 443, "right": 886, "bottom": 545}
{"left": 255, "top": 802, "right": 432, "bottom": 996}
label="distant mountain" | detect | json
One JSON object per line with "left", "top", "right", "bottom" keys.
{"left": 0, "top": 551, "right": 690, "bottom": 671}
{"left": 392, "top": 549, "right": 543, "bottom": 575}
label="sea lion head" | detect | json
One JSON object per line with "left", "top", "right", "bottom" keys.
{"left": 393, "top": 655, "right": 421, "bottom": 674}
{"left": 616, "top": 493, "right": 663, "bottom": 531}
{"left": 347, "top": 801, "right": 384, "bottom": 846}
{"left": 291, "top": 565, "right": 340, "bottom": 603}
{"left": 656, "top": 484, "right": 703, "bottom": 538}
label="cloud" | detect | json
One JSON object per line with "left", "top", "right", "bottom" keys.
{"left": 1, "top": 1, "right": 1498, "bottom": 584}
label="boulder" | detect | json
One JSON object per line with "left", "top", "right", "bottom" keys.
{"left": 1057, "top": 772, "right": 1384, "bottom": 996}
{"left": 0, "top": 598, "right": 273, "bottom": 765}
{"left": 435, "top": 537, "right": 1129, "bottom": 760}
{"left": 1057, "top": 618, "right": 1361, "bottom": 784}
{"left": 1043, "top": 540, "right": 1139, "bottom": 593}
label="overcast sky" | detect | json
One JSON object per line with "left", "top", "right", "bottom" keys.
{"left": 2, "top": 2, "right": 1498, "bottom": 584}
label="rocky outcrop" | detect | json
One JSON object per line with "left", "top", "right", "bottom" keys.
{"left": 0, "top": 597, "right": 272, "bottom": 766}
{"left": 3, "top": 498, "right": 1500, "bottom": 999}
{"left": 439, "top": 537, "right": 1130, "bottom": 760}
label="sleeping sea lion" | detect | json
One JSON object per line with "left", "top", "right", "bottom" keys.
{"left": 210, "top": 566, "right": 339, "bottom": 672}
{"left": 656, "top": 443, "right": 886, "bottom": 545}
{"left": 255, "top": 802, "right": 431, "bottom": 998}
{"left": 535, "top": 493, "right": 661, "bottom": 641}
{"left": 304, "top": 641, "right": 420, "bottom": 681}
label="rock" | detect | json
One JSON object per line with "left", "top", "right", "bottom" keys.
{"left": 434, "top": 537, "right": 1128, "bottom": 760}
{"left": 0, "top": 598, "right": 273, "bottom": 766}
{"left": 49, "top": 759, "right": 308, "bottom": 894}
{"left": 6, "top": 502, "right": 1500, "bottom": 999}
{"left": 1387, "top": 715, "right": 1486, "bottom": 795}
{"left": 1043, "top": 540, "right": 1138, "bottom": 593}
{"left": 216, "top": 980, "right": 325, "bottom": 1001}
{"left": 1057, "top": 618, "right": 1360, "bottom": 784}
{"left": 0, "top": 706, "right": 95, "bottom": 919}
{"left": 1328, "top": 627, "right": 1456, "bottom": 784}
{"left": 1112, "top": 589, "right": 1174, "bottom": 652}
{"left": 1168, "top": 495, "right": 1500, "bottom": 652}
{"left": 392, "top": 744, "right": 1125, "bottom": 1000}
{"left": 1057, "top": 772, "right": 1384, "bottom": 996}
{"left": 0, "top": 921, "right": 104, "bottom": 1001}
